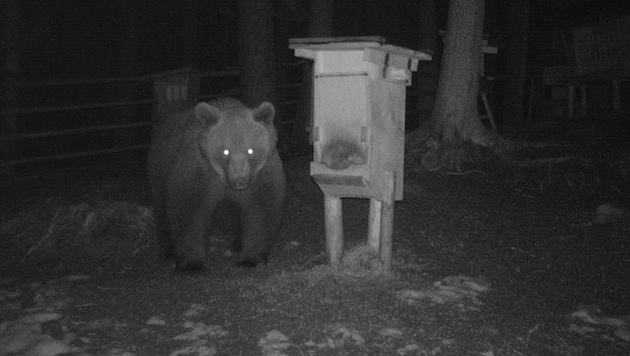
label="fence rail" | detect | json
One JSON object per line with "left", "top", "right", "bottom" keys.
{"left": 0, "top": 65, "right": 305, "bottom": 169}
{"left": 1, "top": 62, "right": 425, "bottom": 170}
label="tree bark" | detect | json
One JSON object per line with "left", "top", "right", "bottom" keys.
{"left": 308, "top": 0, "right": 334, "bottom": 37}
{"left": 293, "top": 0, "right": 334, "bottom": 146}
{"left": 502, "top": 0, "right": 530, "bottom": 124}
{"left": 120, "top": 0, "right": 137, "bottom": 79}
{"left": 416, "top": 0, "right": 438, "bottom": 127}
{"left": 183, "top": 0, "right": 199, "bottom": 68}
{"left": 1, "top": 0, "right": 20, "bottom": 172}
{"left": 418, "top": 0, "right": 438, "bottom": 55}
{"left": 116, "top": 0, "right": 138, "bottom": 160}
{"left": 432, "top": 0, "right": 489, "bottom": 145}
{"left": 237, "top": 0, "right": 276, "bottom": 107}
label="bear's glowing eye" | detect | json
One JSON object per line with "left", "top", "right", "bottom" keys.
{"left": 247, "top": 148, "right": 254, "bottom": 155}
{"left": 223, "top": 149, "right": 230, "bottom": 156}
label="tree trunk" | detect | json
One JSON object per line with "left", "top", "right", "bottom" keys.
{"left": 275, "top": 16, "right": 290, "bottom": 136}
{"left": 237, "top": 0, "right": 276, "bottom": 108}
{"left": 432, "top": 0, "right": 489, "bottom": 145}
{"left": 293, "top": 0, "right": 334, "bottom": 148}
{"left": 120, "top": 0, "right": 137, "bottom": 81}
{"left": 309, "top": 0, "right": 334, "bottom": 37}
{"left": 1, "top": 0, "right": 20, "bottom": 173}
{"left": 407, "top": 0, "right": 491, "bottom": 172}
{"left": 116, "top": 0, "right": 138, "bottom": 161}
{"left": 502, "top": 0, "right": 530, "bottom": 124}
{"left": 418, "top": 0, "right": 438, "bottom": 54}
{"left": 416, "top": 0, "right": 438, "bottom": 127}
{"left": 183, "top": 0, "right": 199, "bottom": 68}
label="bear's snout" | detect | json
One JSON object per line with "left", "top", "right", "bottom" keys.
{"left": 230, "top": 177, "right": 250, "bottom": 190}
{"left": 227, "top": 154, "right": 252, "bottom": 190}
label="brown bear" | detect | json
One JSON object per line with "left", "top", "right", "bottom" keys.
{"left": 147, "top": 98, "right": 286, "bottom": 271}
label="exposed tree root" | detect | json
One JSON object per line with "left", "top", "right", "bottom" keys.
{"left": 405, "top": 127, "right": 586, "bottom": 174}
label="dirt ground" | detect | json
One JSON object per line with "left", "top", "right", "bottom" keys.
{"left": 1, "top": 116, "right": 629, "bottom": 356}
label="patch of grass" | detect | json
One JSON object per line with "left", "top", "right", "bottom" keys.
{"left": 1, "top": 199, "right": 155, "bottom": 271}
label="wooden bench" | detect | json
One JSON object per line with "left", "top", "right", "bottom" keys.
{"left": 541, "top": 16, "right": 630, "bottom": 117}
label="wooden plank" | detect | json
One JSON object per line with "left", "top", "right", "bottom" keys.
{"left": 378, "top": 171, "right": 396, "bottom": 274}
{"left": 324, "top": 196, "right": 344, "bottom": 270}
{"left": 368, "top": 199, "right": 382, "bottom": 251}
{"left": 290, "top": 37, "right": 432, "bottom": 63}
{"left": 368, "top": 79, "right": 406, "bottom": 201}
{"left": 290, "top": 36, "right": 386, "bottom": 46}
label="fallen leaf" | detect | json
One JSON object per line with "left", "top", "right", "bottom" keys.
{"left": 64, "top": 275, "right": 90, "bottom": 281}
{"left": 569, "top": 323, "right": 597, "bottom": 335}
{"left": 397, "top": 343, "right": 419, "bottom": 355}
{"left": 146, "top": 316, "right": 167, "bottom": 326}
{"left": 332, "top": 326, "right": 364, "bottom": 346}
{"left": 173, "top": 323, "right": 229, "bottom": 340}
{"left": 183, "top": 304, "right": 207, "bottom": 319}
{"left": 258, "top": 329, "right": 291, "bottom": 354}
{"left": 168, "top": 344, "right": 217, "bottom": 356}
{"left": 379, "top": 327, "right": 403, "bottom": 338}
{"left": 614, "top": 327, "right": 630, "bottom": 342}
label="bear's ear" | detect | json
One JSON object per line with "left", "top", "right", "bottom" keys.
{"left": 253, "top": 102, "right": 275, "bottom": 126}
{"left": 194, "top": 102, "right": 222, "bottom": 125}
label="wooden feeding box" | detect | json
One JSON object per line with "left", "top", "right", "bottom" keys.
{"left": 289, "top": 37, "right": 432, "bottom": 274}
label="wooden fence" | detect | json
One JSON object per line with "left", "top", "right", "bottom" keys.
{"left": 0, "top": 64, "right": 306, "bottom": 169}
{"left": 1, "top": 63, "right": 425, "bottom": 170}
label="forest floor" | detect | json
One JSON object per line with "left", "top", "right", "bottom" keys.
{"left": 1, "top": 115, "right": 629, "bottom": 356}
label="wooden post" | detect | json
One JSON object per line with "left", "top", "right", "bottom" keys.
{"left": 503, "top": 0, "right": 530, "bottom": 124}
{"left": 613, "top": 78, "right": 621, "bottom": 114}
{"left": 480, "top": 93, "right": 497, "bottom": 132}
{"left": 1, "top": 0, "right": 20, "bottom": 174}
{"left": 378, "top": 171, "right": 396, "bottom": 274}
{"left": 367, "top": 198, "right": 382, "bottom": 251}
{"left": 526, "top": 76, "right": 536, "bottom": 121}
{"left": 579, "top": 85, "right": 587, "bottom": 116}
{"left": 324, "top": 195, "right": 343, "bottom": 269}
{"left": 568, "top": 86, "right": 575, "bottom": 118}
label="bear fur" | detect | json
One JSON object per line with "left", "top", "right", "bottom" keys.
{"left": 147, "top": 98, "right": 286, "bottom": 271}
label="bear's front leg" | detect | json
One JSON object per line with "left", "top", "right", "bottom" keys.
{"left": 169, "top": 194, "right": 217, "bottom": 272}
{"left": 151, "top": 194, "right": 173, "bottom": 260}
{"left": 237, "top": 201, "right": 269, "bottom": 268}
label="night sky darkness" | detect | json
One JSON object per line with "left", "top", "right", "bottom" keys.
{"left": 3, "top": 0, "right": 630, "bottom": 166}
{"left": 14, "top": 0, "right": 630, "bottom": 80}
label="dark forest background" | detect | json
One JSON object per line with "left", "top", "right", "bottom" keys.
{"left": 11, "top": 0, "right": 630, "bottom": 80}
{"left": 2, "top": 0, "right": 630, "bottom": 169}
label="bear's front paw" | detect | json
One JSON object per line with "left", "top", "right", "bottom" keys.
{"left": 175, "top": 259, "right": 206, "bottom": 272}
{"left": 236, "top": 254, "right": 268, "bottom": 268}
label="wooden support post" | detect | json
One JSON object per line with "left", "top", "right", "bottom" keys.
{"left": 324, "top": 195, "right": 343, "bottom": 270}
{"left": 579, "top": 85, "right": 587, "bottom": 116}
{"left": 378, "top": 171, "right": 396, "bottom": 274}
{"left": 568, "top": 85, "right": 575, "bottom": 118}
{"left": 368, "top": 198, "right": 382, "bottom": 251}
{"left": 526, "top": 76, "right": 535, "bottom": 121}
{"left": 481, "top": 93, "right": 497, "bottom": 132}
{"left": 613, "top": 78, "right": 621, "bottom": 114}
